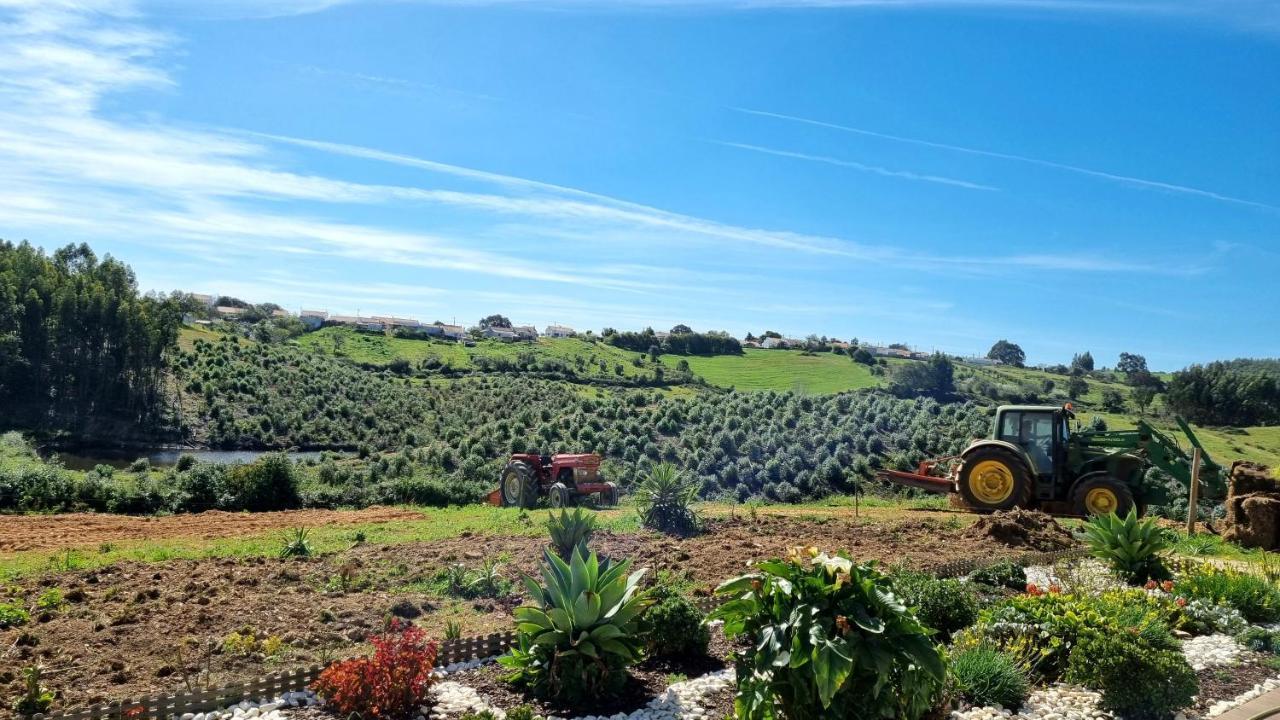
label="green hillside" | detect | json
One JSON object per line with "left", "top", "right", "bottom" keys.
{"left": 660, "top": 348, "right": 881, "bottom": 393}
{"left": 294, "top": 326, "right": 658, "bottom": 380}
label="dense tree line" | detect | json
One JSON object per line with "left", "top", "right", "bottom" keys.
{"left": 1166, "top": 360, "right": 1280, "bottom": 426}
{"left": 603, "top": 326, "right": 742, "bottom": 356}
{"left": 0, "top": 241, "right": 181, "bottom": 430}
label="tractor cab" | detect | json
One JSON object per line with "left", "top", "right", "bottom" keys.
{"left": 991, "top": 404, "right": 1073, "bottom": 500}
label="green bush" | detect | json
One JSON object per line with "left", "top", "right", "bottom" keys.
{"left": 893, "top": 571, "right": 979, "bottom": 639}
{"left": 635, "top": 462, "right": 702, "bottom": 535}
{"left": 636, "top": 585, "right": 709, "bottom": 658}
{"left": 1174, "top": 565, "right": 1280, "bottom": 623}
{"left": 500, "top": 546, "right": 649, "bottom": 703}
{"left": 0, "top": 602, "right": 30, "bottom": 628}
{"left": 1083, "top": 510, "right": 1170, "bottom": 584}
{"left": 503, "top": 705, "right": 536, "bottom": 720}
{"left": 710, "top": 547, "right": 945, "bottom": 720}
{"left": 1065, "top": 634, "right": 1197, "bottom": 720}
{"left": 1236, "top": 627, "right": 1280, "bottom": 654}
{"left": 224, "top": 453, "right": 299, "bottom": 511}
{"left": 949, "top": 646, "right": 1029, "bottom": 710}
{"left": 970, "top": 589, "right": 1178, "bottom": 680}
{"left": 546, "top": 507, "right": 597, "bottom": 560}
{"left": 1182, "top": 598, "right": 1247, "bottom": 636}
{"left": 967, "top": 560, "right": 1026, "bottom": 591}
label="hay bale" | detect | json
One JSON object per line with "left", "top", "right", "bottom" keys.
{"left": 1229, "top": 461, "right": 1279, "bottom": 495}
{"left": 1222, "top": 461, "right": 1280, "bottom": 550}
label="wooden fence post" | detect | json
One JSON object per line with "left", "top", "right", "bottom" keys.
{"left": 1186, "top": 447, "right": 1202, "bottom": 535}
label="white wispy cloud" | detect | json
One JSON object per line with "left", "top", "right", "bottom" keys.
{"left": 712, "top": 140, "right": 998, "bottom": 191}
{"left": 732, "top": 107, "right": 1280, "bottom": 212}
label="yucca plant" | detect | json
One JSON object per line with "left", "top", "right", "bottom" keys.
{"left": 279, "top": 527, "right": 312, "bottom": 558}
{"left": 634, "top": 462, "right": 701, "bottom": 535}
{"left": 499, "top": 546, "right": 650, "bottom": 703}
{"left": 1083, "top": 510, "right": 1169, "bottom": 584}
{"left": 547, "top": 507, "right": 598, "bottom": 560}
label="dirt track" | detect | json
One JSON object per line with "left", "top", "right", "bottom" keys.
{"left": 0, "top": 507, "right": 425, "bottom": 553}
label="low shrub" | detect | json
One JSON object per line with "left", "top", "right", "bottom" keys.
{"left": 1083, "top": 510, "right": 1169, "bottom": 584}
{"left": 1236, "top": 627, "right": 1280, "bottom": 654}
{"left": 504, "top": 706, "right": 536, "bottom": 720}
{"left": 949, "top": 646, "right": 1029, "bottom": 710}
{"left": 500, "top": 546, "right": 650, "bottom": 704}
{"left": 224, "top": 453, "right": 300, "bottom": 511}
{"left": 893, "top": 571, "right": 979, "bottom": 639}
{"left": 35, "top": 589, "right": 65, "bottom": 612}
{"left": 435, "top": 559, "right": 513, "bottom": 599}
{"left": 546, "top": 507, "right": 597, "bottom": 560}
{"left": 634, "top": 462, "right": 701, "bottom": 536}
{"left": 1181, "top": 598, "right": 1248, "bottom": 636}
{"left": 279, "top": 527, "right": 312, "bottom": 558}
{"left": 1064, "top": 634, "right": 1197, "bottom": 720}
{"left": 1174, "top": 565, "right": 1280, "bottom": 623}
{"left": 12, "top": 665, "right": 54, "bottom": 716}
{"left": 636, "top": 586, "right": 709, "bottom": 658}
{"left": 969, "top": 589, "right": 1178, "bottom": 680}
{"left": 311, "top": 620, "right": 438, "bottom": 719}
{"left": 967, "top": 560, "right": 1026, "bottom": 591}
{"left": 710, "top": 547, "right": 945, "bottom": 720}
{"left": 0, "top": 602, "right": 31, "bottom": 628}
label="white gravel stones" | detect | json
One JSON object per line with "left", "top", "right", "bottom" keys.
{"left": 1022, "top": 560, "right": 1119, "bottom": 595}
{"left": 191, "top": 691, "right": 320, "bottom": 720}
{"left": 1182, "top": 633, "right": 1246, "bottom": 671}
{"left": 428, "top": 681, "right": 505, "bottom": 719}
{"left": 949, "top": 684, "right": 1111, "bottom": 720}
{"left": 1206, "top": 676, "right": 1280, "bottom": 718}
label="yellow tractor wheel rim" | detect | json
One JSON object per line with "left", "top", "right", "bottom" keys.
{"left": 969, "top": 460, "right": 1015, "bottom": 504}
{"left": 1084, "top": 487, "right": 1120, "bottom": 515}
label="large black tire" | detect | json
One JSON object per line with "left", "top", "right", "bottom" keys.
{"left": 500, "top": 462, "right": 539, "bottom": 508}
{"left": 601, "top": 482, "right": 620, "bottom": 507}
{"left": 548, "top": 482, "right": 571, "bottom": 509}
{"left": 1070, "top": 474, "right": 1136, "bottom": 518}
{"left": 958, "top": 446, "right": 1034, "bottom": 512}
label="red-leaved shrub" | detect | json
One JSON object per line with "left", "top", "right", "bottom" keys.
{"left": 312, "top": 620, "right": 438, "bottom": 719}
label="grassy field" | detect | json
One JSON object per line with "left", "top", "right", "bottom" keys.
{"left": 660, "top": 348, "right": 882, "bottom": 393}
{"left": 1075, "top": 411, "right": 1280, "bottom": 470}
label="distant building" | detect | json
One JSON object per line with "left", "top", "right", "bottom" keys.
{"left": 742, "top": 340, "right": 761, "bottom": 348}
{"left": 962, "top": 356, "right": 1001, "bottom": 367}
{"left": 271, "top": 308, "right": 290, "bottom": 318}
{"left": 438, "top": 324, "right": 465, "bottom": 340}
{"left": 355, "top": 318, "right": 384, "bottom": 332}
{"left": 830, "top": 341, "right": 850, "bottom": 350}
{"left": 328, "top": 314, "right": 359, "bottom": 326}
{"left": 483, "top": 326, "right": 518, "bottom": 342}
{"left": 761, "top": 337, "right": 786, "bottom": 349}
{"left": 300, "top": 310, "right": 327, "bottom": 329}
{"left": 544, "top": 324, "right": 576, "bottom": 338}
{"left": 511, "top": 325, "right": 539, "bottom": 341}
{"left": 188, "top": 293, "right": 215, "bottom": 308}
{"left": 215, "top": 306, "right": 244, "bottom": 318}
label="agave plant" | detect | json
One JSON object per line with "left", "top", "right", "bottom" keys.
{"left": 279, "top": 527, "right": 312, "bottom": 558}
{"left": 499, "top": 546, "right": 650, "bottom": 703}
{"left": 546, "top": 507, "right": 598, "bottom": 560}
{"left": 634, "top": 462, "right": 701, "bottom": 535}
{"left": 1083, "top": 510, "right": 1170, "bottom": 584}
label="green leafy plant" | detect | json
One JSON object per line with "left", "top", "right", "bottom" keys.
{"left": 444, "top": 619, "right": 463, "bottom": 640}
{"left": 949, "top": 646, "right": 1029, "bottom": 710}
{"left": 1174, "top": 565, "right": 1280, "bottom": 623}
{"left": 1083, "top": 510, "right": 1169, "bottom": 584}
{"left": 0, "top": 602, "right": 30, "bottom": 629}
{"left": 500, "top": 546, "right": 650, "bottom": 704}
{"left": 892, "top": 570, "right": 978, "bottom": 639}
{"left": 279, "top": 527, "right": 313, "bottom": 558}
{"left": 1182, "top": 598, "right": 1247, "bottom": 636}
{"left": 710, "top": 547, "right": 945, "bottom": 720}
{"left": 12, "top": 665, "right": 54, "bottom": 716}
{"left": 1236, "top": 627, "right": 1280, "bottom": 654}
{"left": 35, "top": 588, "right": 65, "bottom": 611}
{"left": 634, "top": 462, "right": 701, "bottom": 536}
{"left": 504, "top": 706, "right": 536, "bottom": 720}
{"left": 547, "top": 507, "right": 597, "bottom": 560}
{"left": 635, "top": 585, "right": 709, "bottom": 658}
{"left": 1064, "top": 633, "right": 1197, "bottom": 720}
{"left": 967, "top": 560, "right": 1026, "bottom": 591}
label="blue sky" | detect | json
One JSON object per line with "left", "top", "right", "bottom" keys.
{"left": 1, "top": 1, "right": 1277, "bottom": 369}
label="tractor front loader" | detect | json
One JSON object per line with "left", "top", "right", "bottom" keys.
{"left": 878, "top": 403, "right": 1225, "bottom": 517}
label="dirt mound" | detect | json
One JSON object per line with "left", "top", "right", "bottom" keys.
{"left": 1222, "top": 461, "right": 1280, "bottom": 550}
{"left": 963, "top": 509, "right": 1077, "bottom": 552}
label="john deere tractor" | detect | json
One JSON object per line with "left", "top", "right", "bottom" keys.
{"left": 879, "top": 404, "right": 1224, "bottom": 517}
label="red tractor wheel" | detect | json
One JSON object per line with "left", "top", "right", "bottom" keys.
{"left": 601, "top": 482, "right": 619, "bottom": 507}
{"left": 500, "top": 461, "right": 539, "bottom": 508}
{"left": 548, "top": 482, "right": 571, "bottom": 509}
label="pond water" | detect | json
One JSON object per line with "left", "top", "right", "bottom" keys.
{"left": 43, "top": 448, "right": 335, "bottom": 471}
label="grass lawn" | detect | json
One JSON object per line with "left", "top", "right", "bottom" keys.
{"left": 1075, "top": 411, "right": 1280, "bottom": 470}
{"left": 661, "top": 348, "right": 881, "bottom": 394}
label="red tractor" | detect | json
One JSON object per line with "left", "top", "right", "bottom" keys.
{"left": 487, "top": 453, "right": 620, "bottom": 508}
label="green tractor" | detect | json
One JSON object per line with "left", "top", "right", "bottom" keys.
{"left": 878, "top": 403, "right": 1225, "bottom": 517}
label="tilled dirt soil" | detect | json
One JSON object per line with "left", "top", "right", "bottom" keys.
{"left": 0, "top": 507, "right": 425, "bottom": 553}
{"left": 0, "top": 514, "right": 1037, "bottom": 718}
